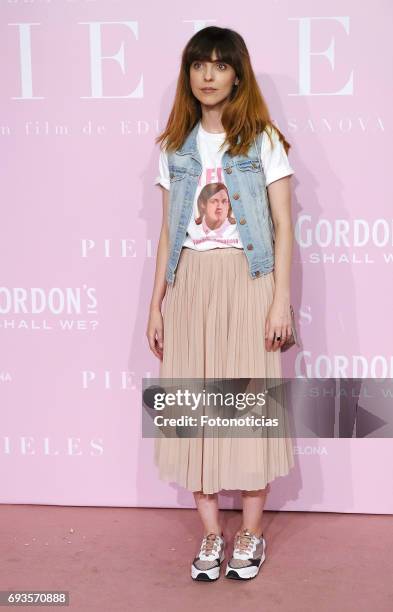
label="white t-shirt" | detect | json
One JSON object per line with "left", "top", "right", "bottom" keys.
{"left": 154, "top": 123, "right": 294, "bottom": 251}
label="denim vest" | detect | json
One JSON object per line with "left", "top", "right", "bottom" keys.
{"left": 166, "top": 120, "right": 275, "bottom": 285}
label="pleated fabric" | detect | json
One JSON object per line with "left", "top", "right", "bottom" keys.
{"left": 154, "top": 246, "right": 294, "bottom": 494}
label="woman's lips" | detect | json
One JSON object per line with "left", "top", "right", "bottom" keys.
{"left": 201, "top": 88, "right": 217, "bottom": 92}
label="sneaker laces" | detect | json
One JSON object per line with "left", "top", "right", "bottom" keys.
{"left": 200, "top": 533, "right": 221, "bottom": 557}
{"left": 234, "top": 528, "right": 256, "bottom": 554}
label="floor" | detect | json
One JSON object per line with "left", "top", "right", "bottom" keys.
{"left": 1, "top": 506, "right": 392, "bottom": 611}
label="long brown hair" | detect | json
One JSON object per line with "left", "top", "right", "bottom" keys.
{"left": 155, "top": 26, "right": 291, "bottom": 157}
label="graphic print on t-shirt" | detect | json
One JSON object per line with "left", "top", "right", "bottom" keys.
{"left": 180, "top": 125, "right": 243, "bottom": 251}
{"left": 192, "top": 180, "right": 238, "bottom": 247}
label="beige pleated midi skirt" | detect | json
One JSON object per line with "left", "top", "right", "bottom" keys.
{"left": 154, "top": 246, "right": 294, "bottom": 494}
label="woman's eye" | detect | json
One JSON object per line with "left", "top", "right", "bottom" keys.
{"left": 192, "top": 61, "right": 226, "bottom": 70}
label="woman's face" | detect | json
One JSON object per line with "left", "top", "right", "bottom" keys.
{"left": 189, "top": 49, "right": 238, "bottom": 108}
{"left": 204, "top": 189, "right": 230, "bottom": 228}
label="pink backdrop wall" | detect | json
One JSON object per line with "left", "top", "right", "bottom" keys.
{"left": 1, "top": 1, "right": 392, "bottom": 514}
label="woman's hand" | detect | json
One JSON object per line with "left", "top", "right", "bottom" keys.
{"left": 146, "top": 306, "right": 164, "bottom": 361}
{"left": 265, "top": 298, "right": 292, "bottom": 352}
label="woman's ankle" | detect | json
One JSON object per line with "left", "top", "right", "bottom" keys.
{"left": 203, "top": 528, "right": 223, "bottom": 537}
{"left": 238, "top": 525, "right": 263, "bottom": 539}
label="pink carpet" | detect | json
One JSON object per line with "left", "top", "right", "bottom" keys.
{"left": 1, "top": 506, "right": 392, "bottom": 611}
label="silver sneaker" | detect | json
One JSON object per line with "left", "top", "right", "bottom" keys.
{"left": 225, "top": 528, "right": 266, "bottom": 580}
{"left": 191, "top": 532, "right": 225, "bottom": 581}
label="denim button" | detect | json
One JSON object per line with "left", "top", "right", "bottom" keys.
{"left": 233, "top": 193, "right": 240, "bottom": 200}
{"left": 247, "top": 243, "right": 253, "bottom": 250}
{"left": 239, "top": 217, "right": 246, "bottom": 225}
{"left": 225, "top": 167, "right": 232, "bottom": 174}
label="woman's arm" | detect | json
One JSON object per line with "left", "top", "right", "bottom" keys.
{"left": 146, "top": 186, "right": 170, "bottom": 359}
{"left": 265, "top": 175, "right": 294, "bottom": 351}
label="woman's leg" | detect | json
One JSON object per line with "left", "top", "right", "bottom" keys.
{"left": 193, "top": 491, "right": 223, "bottom": 535}
{"left": 240, "top": 485, "right": 270, "bottom": 537}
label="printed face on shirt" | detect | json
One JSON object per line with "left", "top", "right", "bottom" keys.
{"left": 196, "top": 183, "right": 235, "bottom": 231}
{"left": 204, "top": 189, "right": 229, "bottom": 229}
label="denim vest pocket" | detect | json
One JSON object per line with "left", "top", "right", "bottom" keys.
{"left": 168, "top": 165, "right": 188, "bottom": 183}
{"left": 235, "top": 158, "right": 261, "bottom": 173}
{"left": 235, "top": 158, "right": 265, "bottom": 198}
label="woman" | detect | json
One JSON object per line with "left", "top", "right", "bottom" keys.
{"left": 146, "top": 26, "right": 295, "bottom": 582}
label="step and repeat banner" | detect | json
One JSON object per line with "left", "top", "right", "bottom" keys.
{"left": 1, "top": 1, "right": 392, "bottom": 513}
